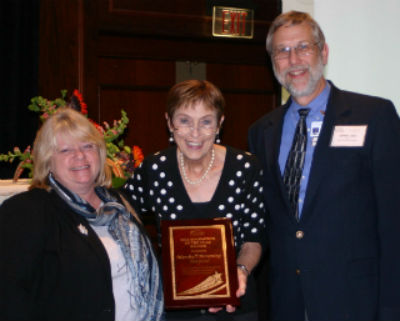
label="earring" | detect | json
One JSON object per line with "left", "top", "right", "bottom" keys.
{"left": 169, "top": 132, "right": 174, "bottom": 144}
{"left": 215, "top": 133, "right": 221, "bottom": 144}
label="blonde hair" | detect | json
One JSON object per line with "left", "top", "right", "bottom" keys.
{"left": 30, "top": 108, "right": 112, "bottom": 189}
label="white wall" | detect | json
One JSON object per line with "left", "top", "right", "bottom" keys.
{"left": 282, "top": 0, "right": 400, "bottom": 114}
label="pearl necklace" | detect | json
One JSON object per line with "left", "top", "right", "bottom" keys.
{"left": 179, "top": 148, "right": 215, "bottom": 185}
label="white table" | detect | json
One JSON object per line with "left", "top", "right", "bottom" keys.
{"left": 0, "top": 179, "right": 30, "bottom": 205}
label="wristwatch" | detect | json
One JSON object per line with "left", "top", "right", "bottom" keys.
{"left": 237, "top": 264, "right": 250, "bottom": 276}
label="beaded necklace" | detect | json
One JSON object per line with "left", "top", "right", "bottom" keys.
{"left": 179, "top": 148, "right": 215, "bottom": 185}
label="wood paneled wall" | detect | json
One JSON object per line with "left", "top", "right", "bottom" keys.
{"left": 39, "top": 0, "right": 281, "bottom": 156}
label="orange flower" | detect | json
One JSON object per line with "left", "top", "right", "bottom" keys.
{"left": 132, "top": 145, "right": 144, "bottom": 168}
{"left": 72, "top": 89, "right": 88, "bottom": 115}
{"left": 89, "top": 119, "right": 105, "bottom": 134}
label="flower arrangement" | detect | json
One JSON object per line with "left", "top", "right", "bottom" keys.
{"left": 0, "top": 89, "right": 143, "bottom": 187}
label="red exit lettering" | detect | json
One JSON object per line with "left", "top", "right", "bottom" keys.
{"left": 221, "top": 10, "right": 248, "bottom": 35}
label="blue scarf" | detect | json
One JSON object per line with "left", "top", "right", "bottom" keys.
{"left": 48, "top": 173, "right": 164, "bottom": 321}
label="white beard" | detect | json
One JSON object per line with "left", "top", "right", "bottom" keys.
{"left": 273, "top": 55, "right": 325, "bottom": 98}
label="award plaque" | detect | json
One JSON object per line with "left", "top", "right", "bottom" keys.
{"left": 161, "top": 217, "right": 239, "bottom": 309}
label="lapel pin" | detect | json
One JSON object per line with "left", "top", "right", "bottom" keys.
{"left": 77, "top": 223, "right": 88, "bottom": 236}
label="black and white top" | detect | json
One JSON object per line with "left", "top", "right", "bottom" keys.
{"left": 123, "top": 145, "right": 266, "bottom": 251}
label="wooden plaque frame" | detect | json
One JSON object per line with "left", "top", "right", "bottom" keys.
{"left": 161, "top": 218, "right": 239, "bottom": 309}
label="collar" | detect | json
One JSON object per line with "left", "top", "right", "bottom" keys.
{"left": 288, "top": 82, "right": 331, "bottom": 120}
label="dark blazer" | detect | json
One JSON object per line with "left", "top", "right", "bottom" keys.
{"left": 0, "top": 188, "right": 115, "bottom": 321}
{"left": 248, "top": 83, "right": 400, "bottom": 321}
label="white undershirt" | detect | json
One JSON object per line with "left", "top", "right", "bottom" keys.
{"left": 91, "top": 225, "right": 134, "bottom": 321}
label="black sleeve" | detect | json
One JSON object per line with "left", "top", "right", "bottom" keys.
{"left": 0, "top": 192, "right": 49, "bottom": 320}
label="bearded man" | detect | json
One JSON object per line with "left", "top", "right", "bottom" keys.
{"left": 248, "top": 10, "right": 400, "bottom": 321}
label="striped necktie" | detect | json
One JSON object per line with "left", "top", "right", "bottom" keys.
{"left": 283, "top": 108, "right": 310, "bottom": 220}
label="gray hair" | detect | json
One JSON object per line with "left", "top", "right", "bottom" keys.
{"left": 266, "top": 11, "right": 325, "bottom": 55}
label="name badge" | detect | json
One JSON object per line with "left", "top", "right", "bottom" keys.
{"left": 330, "top": 125, "right": 367, "bottom": 147}
{"left": 310, "top": 121, "right": 323, "bottom": 137}
{"left": 310, "top": 121, "right": 323, "bottom": 146}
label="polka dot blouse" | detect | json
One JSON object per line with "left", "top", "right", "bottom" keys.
{"left": 123, "top": 146, "right": 266, "bottom": 250}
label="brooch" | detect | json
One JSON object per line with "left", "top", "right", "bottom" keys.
{"left": 77, "top": 223, "right": 88, "bottom": 236}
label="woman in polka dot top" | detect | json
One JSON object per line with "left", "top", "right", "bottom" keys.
{"left": 122, "top": 80, "right": 266, "bottom": 321}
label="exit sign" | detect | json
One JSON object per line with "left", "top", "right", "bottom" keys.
{"left": 212, "top": 6, "right": 254, "bottom": 39}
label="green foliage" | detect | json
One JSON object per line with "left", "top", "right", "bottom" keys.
{"left": 28, "top": 90, "right": 68, "bottom": 122}
{"left": 1, "top": 90, "right": 142, "bottom": 185}
{"left": 0, "top": 147, "right": 33, "bottom": 178}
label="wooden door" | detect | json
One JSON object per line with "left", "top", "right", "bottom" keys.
{"left": 39, "top": 0, "right": 281, "bottom": 156}
{"left": 85, "top": 0, "right": 280, "bottom": 155}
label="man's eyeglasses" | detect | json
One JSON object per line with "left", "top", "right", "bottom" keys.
{"left": 272, "top": 42, "right": 320, "bottom": 60}
{"left": 172, "top": 116, "right": 217, "bottom": 136}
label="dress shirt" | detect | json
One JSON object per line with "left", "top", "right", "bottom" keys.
{"left": 279, "top": 82, "right": 331, "bottom": 217}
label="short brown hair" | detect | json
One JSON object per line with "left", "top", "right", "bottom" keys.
{"left": 30, "top": 107, "right": 112, "bottom": 189}
{"left": 266, "top": 11, "right": 325, "bottom": 55}
{"left": 166, "top": 80, "right": 225, "bottom": 123}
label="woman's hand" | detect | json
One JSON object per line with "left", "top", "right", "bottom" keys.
{"left": 208, "top": 242, "right": 261, "bottom": 314}
{"left": 207, "top": 265, "right": 248, "bottom": 314}
{"left": 236, "top": 265, "right": 248, "bottom": 298}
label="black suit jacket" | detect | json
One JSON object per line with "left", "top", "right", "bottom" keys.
{"left": 0, "top": 188, "right": 115, "bottom": 321}
{"left": 248, "top": 83, "right": 400, "bottom": 321}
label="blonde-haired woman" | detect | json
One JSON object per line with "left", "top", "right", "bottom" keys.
{"left": 0, "top": 108, "right": 164, "bottom": 321}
